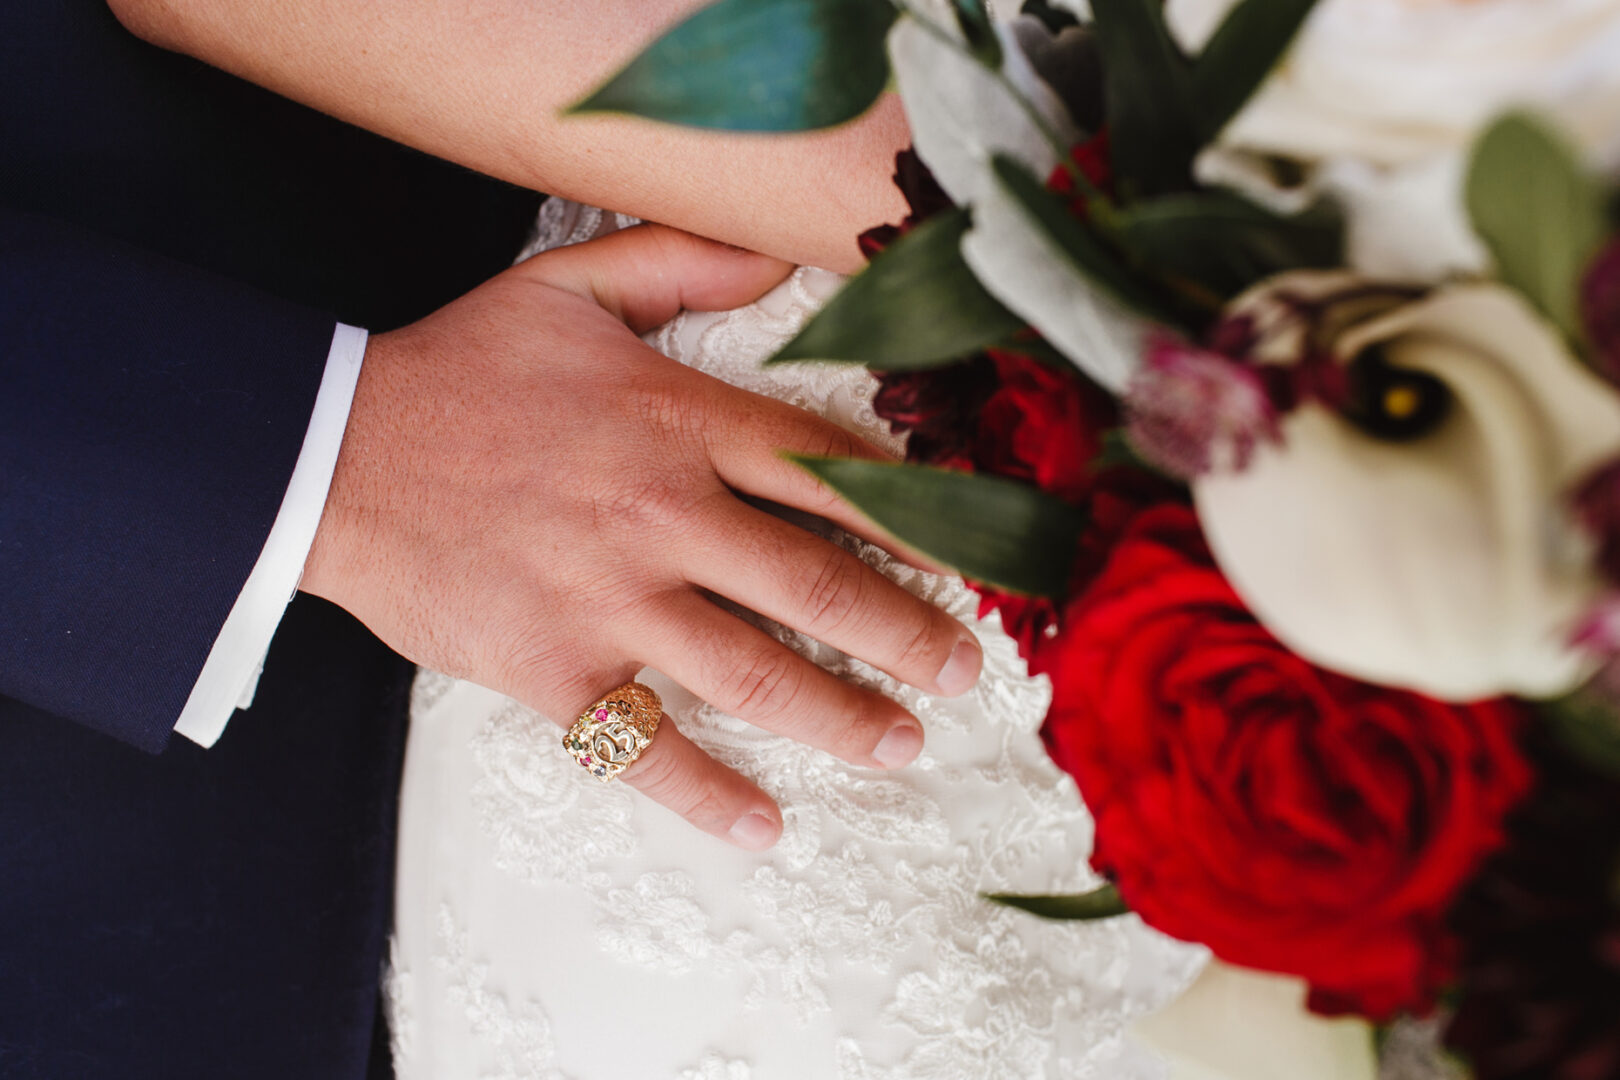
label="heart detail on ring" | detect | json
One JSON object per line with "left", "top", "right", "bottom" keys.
{"left": 592, "top": 723, "right": 641, "bottom": 764}
{"left": 563, "top": 683, "right": 662, "bottom": 782}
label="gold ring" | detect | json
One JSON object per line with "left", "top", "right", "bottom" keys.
{"left": 563, "top": 682, "right": 662, "bottom": 782}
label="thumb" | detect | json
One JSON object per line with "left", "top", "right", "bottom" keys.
{"left": 519, "top": 223, "right": 795, "bottom": 333}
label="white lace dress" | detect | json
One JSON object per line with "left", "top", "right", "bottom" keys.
{"left": 384, "top": 201, "right": 1207, "bottom": 1080}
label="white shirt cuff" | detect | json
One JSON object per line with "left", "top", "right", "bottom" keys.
{"left": 173, "top": 323, "right": 368, "bottom": 748}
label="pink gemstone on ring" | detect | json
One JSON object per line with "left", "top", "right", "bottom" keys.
{"left": 594, "top": 708, "right": 609, "bottom": 721}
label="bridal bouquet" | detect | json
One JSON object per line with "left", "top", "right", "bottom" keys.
{"left": 581, "top": 0, "right": 1620, "bottom": 1073}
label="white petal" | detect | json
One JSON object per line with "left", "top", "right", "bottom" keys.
{"left": 1196, "top": 286, "right": 1620, "bottom": 700}
{"left": 960, "top": 171, "right": 1145, "bottom": 393}
{"left": 887, "top": 14, "right": 1078, "bottom": 207}
{"left": 1133, "top": 962, "right": 1377, "bottom": 1080}
{"left": 1320, "top": 154, "right": 1489, "bottom": 283}
{"left": 1193, "top": 149, "right": 1490, "bottom": 286}
{"left": 1204, "top": 0, "right": 1620, "bottom": 169}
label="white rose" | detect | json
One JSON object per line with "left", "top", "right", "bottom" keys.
{"left": 1168, "top": 0, "right": 1620, "bottom": 169}
{"left": 1194, "top": 275, "right": 1620, "bottom": 701}
{"left": 1169, "top": 0, "right": 1620, "bottom": 282}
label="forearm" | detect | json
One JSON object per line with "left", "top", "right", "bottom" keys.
{"left": 110, "top": 0, "right": 909, "bottom": 272}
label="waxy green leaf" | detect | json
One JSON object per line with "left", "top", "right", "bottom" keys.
{"left": 1466, "top": 112, "right": 1611, "bottom": 341}
{"left": 789, "top": 456, "right": 1085, "bottom": 597}
{"left": 1115, "top": 189, "right": 1344, "bottom": 299}
{"left": 1190, "top": 0, "right": 1319, "bottom": 143}
{"left": 769, "top": 209, "right": 1026, "bottom": 370}
{"left": 951, "top": 0, "right": 1004, "bottom": 68}
{"left": 1542, "top": 692, "right": 1620, "bottom": 784}
{"left": 1087, "top": 0, "right": 1319, "bottom": 195}
{"left": 1088, "top": 0, "right": 1199, "bottom": 196}
{"left": 984, "top": 884, "right": 1130, "bottom": 921}
{"left": 571, "top": 0, "right": 897, "bottom": 131}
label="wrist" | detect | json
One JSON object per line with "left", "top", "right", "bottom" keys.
{"left": 300, "top": 327, "right": 399, "bottom": 609}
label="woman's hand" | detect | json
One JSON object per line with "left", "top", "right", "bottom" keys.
{"left": 107, "top": 0, "right": 910, "bottom": 273}
{"left": 301, "top": 225, "right": 983, "bottom": 850}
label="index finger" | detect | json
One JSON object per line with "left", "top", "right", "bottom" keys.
{"left": 703, "top": 392, "right": 951, "bottom": 575}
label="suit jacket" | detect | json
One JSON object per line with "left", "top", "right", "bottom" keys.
{"left": 0, "top": 4, "right": 542, "bottom": 1076}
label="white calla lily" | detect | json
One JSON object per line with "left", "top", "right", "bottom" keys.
{"left": 1195, "top": 281, "right": 1620, "bottom": 701}
{"left": 1133, "top": 962, "right": 1377, "bottom": 1080}
{"left": 888, "top": 10, "right": 1146, "bottom": 392}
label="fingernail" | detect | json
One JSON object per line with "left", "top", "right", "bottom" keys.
{"left": 728, "top": 812, "right": 780, "bottom": 851}
{"left": 872, "top": 724, "right": 923, "bottom": 769}
{"left": 936, "top": 638, "right": 983, "bottom": 697}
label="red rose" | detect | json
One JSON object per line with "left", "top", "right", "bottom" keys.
{"left": 1042, "top": 503, "right": 1533, "bottom": 1020}
{"left": 987, "top": 467, "right": 1181, "bottom": 669}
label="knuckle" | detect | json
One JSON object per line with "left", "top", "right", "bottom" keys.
{"left": 804, "top": 423, "right": 860, "bottom": 462}
{"left": 594, "top": 474, "right": 705, "bottom": 541}
{"left": 498, "top": 639, "right": 589, "bottom": 714}
{"left": 893, "top": 613, "right": 947, "bottom": 674}
{"left": 727, "top": 645, "right": 805, "bottom": 720}
{"left": 630, "top": 381, "right": 705, "bottom": 444}
{"left": 801, "top": 550, "right": 868, "bottom": 636}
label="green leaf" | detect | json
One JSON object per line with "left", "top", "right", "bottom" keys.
{"left": 570, "top": 0, "right": 898, "bottom": 131}
{"left": 951, "top": 0, "right": 1003, "bottom": 67}
{"left": 1091, "top": 427, "right": 1154, "bottom": 474}
{"left": 768, "top": 209, "right": 1026, "bottom": 370}
{"left": 1541, "top": 691, "right": 1620, "bottom": 784}
{"left": 1466, "top": 112, "right": 1611, "bottom": 340}
{"left": 1115, "top": 188, "right": 1343, "bottom": 299}
{"left": 1190, "top": 0, "right": 1320, "bottom": 143}
{"left": 789, "top": 457, "right": 1085, "bottom": 597}
{"left": 984, "top": 884, "right": 1130, "bottom": 921}
{"left": 1087, "top": 0, "right": 1200, "bottom": 196}
{"left": 990, "top": 154, "right": 1180, "bottom": 324}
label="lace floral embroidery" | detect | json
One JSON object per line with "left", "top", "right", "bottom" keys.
{"left": 437, "top": 906, "right": 575, "bottom": 1080}
{"left": 391, "top": 201, "right": 1207, "bottom": 1078}
{"left": 470, "top": 699, "right": 637, "bottom": 889}
{"left": 679, "top": 1055, "right": 754, "bottom": 1080}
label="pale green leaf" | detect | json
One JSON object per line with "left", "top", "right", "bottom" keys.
{"left": 1466, "top": 112, "right": 1610, "bottom": 339}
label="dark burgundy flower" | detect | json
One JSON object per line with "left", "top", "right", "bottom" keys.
{"left": 857, "top": 149, "right": 955, "bottom": 258}
{"left": 1445, "top": 731, "right": 1620, "bottom": 1080}
{"left": 871, "top": 356, "right": 999, "bottom": 473}
{"left": 1581, "top": 237, "right": 1620, "bottom": 385}
{"left": 1575, "top": 458, "right": 1620, "bottom": 587}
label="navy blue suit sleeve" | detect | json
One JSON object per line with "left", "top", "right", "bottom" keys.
{"left": 0, "top": 208, "right": 341, "bottom": 753}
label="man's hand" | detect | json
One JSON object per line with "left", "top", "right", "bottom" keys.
{"left": 300, "top": 225, "right": 983, "bottom": 851}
